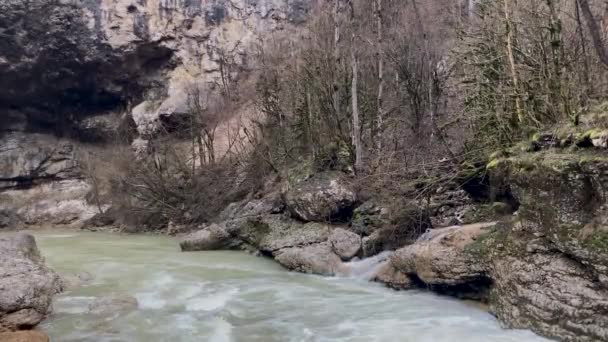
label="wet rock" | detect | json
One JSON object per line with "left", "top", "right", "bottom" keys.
{"left": 391, "top": 223, "right": 496, "bottom": 286}
{"left": 0, "top": 233, "right": 63, "bottom": 331}
{"left": 328, "top": 228, "right": 361, "bottom": 260}
{"left": 371, "top": 261, "right": 412, "bottom": 290}
{"left": 0, "top": 330, "right": 50, "bottom": 342}
{"left": 284, "top": 171, "right": 356, "bottom": 222}
{"left": 88, "top": 295, "right": 138, "bottom": 316}
{"left": 180, "top": 224, "right": 235, "bottom": 251}
{"left": 274, "top": 242, "right": 342, "bottom": 276}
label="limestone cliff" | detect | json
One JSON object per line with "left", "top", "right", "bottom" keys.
{"left": 0, "top": 0, "right": 310, "bottom": 226}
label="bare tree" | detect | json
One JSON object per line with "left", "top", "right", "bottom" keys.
{"left": 577, "top": 0, "right": 608, "bottom": 67}
{"left": 349, "top": 0, "right": 363, "bottom": 172}
{"left": 376, "top": 0, "right": 385, "bottom": 149}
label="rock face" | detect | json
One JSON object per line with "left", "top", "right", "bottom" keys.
{"left": 483, "top": 151, "right": 608, "bottom": 341}
{"left": 284, "top": 172, "right": 357, "bottom": 222}
{"left": 372, "top": 150, "right": 608, "bottom": 341}
{"left": 0, "top": 233, "right": 63, "bottom": 331}
{"left": 0, "top": 0, "right": 310, "bottom": 228}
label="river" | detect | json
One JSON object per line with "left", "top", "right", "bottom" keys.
{"left": 33, "top": 231, "right": 547, "bottom": 342}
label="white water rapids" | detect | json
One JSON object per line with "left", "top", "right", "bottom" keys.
{"left": 33, "top": 231, "right": 548, "bottom": 342}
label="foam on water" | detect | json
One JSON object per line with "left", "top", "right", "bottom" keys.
{"left": 33, "top": 231, "right": 550, "bottom": 342}
{"left": 186, "top": 288, "right": 238, "bottom": 311}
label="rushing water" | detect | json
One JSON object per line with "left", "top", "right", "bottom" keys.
{"left": 33, "top": 231, "right": 548, "bottom": 342}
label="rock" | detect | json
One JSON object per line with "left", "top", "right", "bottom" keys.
{"left": 238, "top": 216, "right": 332, "bottom": 253}
{"left": 88, "top": 295, "right": 138, "bottom": 316}
{"left": 0, "top": 133, "right": 79, "bottom": 190}
{"left": 284, "top": 171, "right": 356, "bottom": 222}
{"left": 484, "top": 151, "right": 608, "bottom": 340}
{"left": 274, "top": 243, "right": 342, "bottom": 276}
{"left": 0, "top": 331, "right": 50, "bottom": 342}
{"left": 371, "top": 261, "right": 413, "bottom": 290}
{"left": 0, "top": 233, "right": 63, "bottom": 331}
{"left": 1, "top": 180, "right": 99, "bottom": 226}
{"left": 180, "top": 224, "right": 236, "bottom": 251}
{"left": 0, "top": 210, "right": 19, "bottom": 229}
{"left": 328, "top": 228, "right": 361, "bottom": 260}
{"left": 490, "top": 253, "right": 608, "bottom": 342}
{"left": 391, "top": 223, "right": 495, "bottom": 286}
{"left": 350, "top": 200, "right": 389, "bottom": 236}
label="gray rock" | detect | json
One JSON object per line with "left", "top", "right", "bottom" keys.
{"left": 274, "top": 242, "right": 342, "bottom": 276}
{"left": 0, "top": 133, "right": 79, "bottom": 190}
{"left": 242, "top": 216, "right": 332, "bottom": 253}
{"left": 284, "top": 171, "right": 356, "bottom": 222}
{"left": 180, "top": 224, "right": 235, "bottom": 251}
{"left": 371, "top": 261, "right": 413, "bottom": 290}
{"left": 390, "top": 223, "right": 495, "bottom": 286}
{"left": 0, "top": 233, "right": 63, "bottom": 331}
{"left": 328, "top": 228, "right": 361, "bottom": 260}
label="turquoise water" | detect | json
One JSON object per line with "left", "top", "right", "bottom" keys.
{"left": 34, "top": 231, "right": 548, "bottom": 342}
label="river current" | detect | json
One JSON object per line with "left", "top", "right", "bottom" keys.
{"left": 34, "top": 231, "right": 547, "bottom": 342}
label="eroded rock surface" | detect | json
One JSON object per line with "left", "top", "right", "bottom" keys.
{"left": 284, "top": 171, "right": 357, "bottom": 222}
{"left": 0, "top": 233, "right": 63, "bottom": 331}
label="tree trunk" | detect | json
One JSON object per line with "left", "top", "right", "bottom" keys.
{"left": 578, "top": 0, "right": 608, "bottom": 67}
{"left": 503, "top": 0, "right": 525, "bottom": 125}
{"left": 333, "top": 0, "right": 341, "bottom": 120}
{"left": 376, "top": 0, "right": 384, "bottom": 150}
{"left": 350, "top": 0, "right": 363, "bottom": 172}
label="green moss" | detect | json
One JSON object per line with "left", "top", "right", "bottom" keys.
{"left": 584, "top": 231, "right": 608, "bottom": 253}
{"left": 486, "top": 158, "right": 502, "bottom": 170}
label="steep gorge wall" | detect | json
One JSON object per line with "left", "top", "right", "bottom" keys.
{"left": 0, "top": 0, "right": 311, "bottom": 227}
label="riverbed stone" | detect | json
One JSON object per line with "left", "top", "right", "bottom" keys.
{"left": 0, "top": 233, "right": 63, "bottom": 331}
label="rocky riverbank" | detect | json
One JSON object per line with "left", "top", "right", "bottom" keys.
{"left": 179, "top": 143, "right": 608, "bottom": 342}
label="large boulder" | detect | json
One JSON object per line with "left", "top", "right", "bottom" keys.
{"left": 0, "top": 233, "right": 63, "bottom": 331}
{"left": 180, "top": 224, "right": 236, "bottom": 251}
{"left": 391, "top": 223, "right": 495, "bottom": 286}
{"left": 274, "top": 242, "right": 343, "bottom": 276}
{"left": 238, "top": 216, "right": 332, "bottom": 253}
{"left": 284, "top": 172, "right": 357, "bottom": 222}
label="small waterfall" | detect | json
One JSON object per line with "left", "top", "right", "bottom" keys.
{"left": 340, "top": 251, "right": 394, "bottom": 280}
